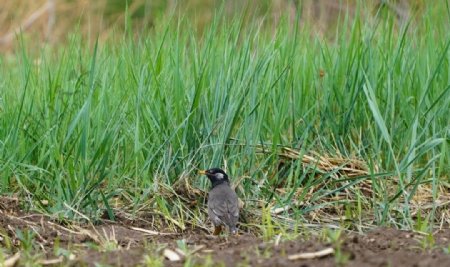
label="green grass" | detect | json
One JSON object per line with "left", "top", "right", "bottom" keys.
{"left": 0, "top": 4, "right": 449, "bottom": 233}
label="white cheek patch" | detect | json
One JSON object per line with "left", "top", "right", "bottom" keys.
{"left": 215, "top": 173, "right": 224, "bottom": 180}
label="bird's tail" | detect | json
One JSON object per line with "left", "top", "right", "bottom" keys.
{"left": 230, "top": 226, "right": 238, "bottom": 235}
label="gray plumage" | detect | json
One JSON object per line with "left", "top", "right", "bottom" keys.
{"left": 199, "top": 168, "right": 239, "bottom": 235}
{"left": 208, "top": 182, "right": 239, "bottom": 234}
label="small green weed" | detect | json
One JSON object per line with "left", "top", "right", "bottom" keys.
{"left": 326, "top": 229, "right": 350, "bottom": 266}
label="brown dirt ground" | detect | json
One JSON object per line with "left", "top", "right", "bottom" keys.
{"left": 1, "top": 196, "right": 449, "bottom": 267}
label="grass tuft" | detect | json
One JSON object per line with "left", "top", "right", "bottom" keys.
{"left": 0, "top": 5, "right": 449, "bottom": 233}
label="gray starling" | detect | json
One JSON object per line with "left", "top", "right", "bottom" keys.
{"left": 199, "top": 168, "right": 239, "bottom": 235}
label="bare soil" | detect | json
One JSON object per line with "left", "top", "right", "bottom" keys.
{"left": 1, "top": 196, "right": 449, "bottom": 266}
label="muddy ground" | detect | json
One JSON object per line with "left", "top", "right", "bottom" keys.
{"left": 1, "top": 196, "right": 449, "bottom": 266}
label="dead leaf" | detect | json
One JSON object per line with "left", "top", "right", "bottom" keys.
{"left": 163, "top": 248, "right": 182, "bottom": 261}
{"left": 4, "top": 252, "right": 20, "bottom": 267}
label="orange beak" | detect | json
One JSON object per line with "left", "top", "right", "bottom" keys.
{"left": 198, "top": 170, "right": 207, "bottom": 175}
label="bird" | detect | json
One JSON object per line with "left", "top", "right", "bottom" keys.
{"left": 198, "top": 168, "right": 239, "bottom": 235}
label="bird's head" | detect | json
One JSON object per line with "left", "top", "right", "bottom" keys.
{"left": 198, "top": 168, "right": 229, "bottom": 187}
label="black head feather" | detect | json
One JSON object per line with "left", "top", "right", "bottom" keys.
{"left": 201, "top": 168, "right": 229, "bottom": 187}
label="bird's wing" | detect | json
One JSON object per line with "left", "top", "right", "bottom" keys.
{"left": 210, "top": 198, "right": 239, "bottom": 225}
{"left": 227, "top": 198, "right": 239, "bottom": 218}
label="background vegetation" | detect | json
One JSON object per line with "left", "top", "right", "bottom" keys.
{"left": 1, "top": 0, "right": 447, "bottom": 51}
{"left": 0, "top": 0, "right": 449, "bottom": 233}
